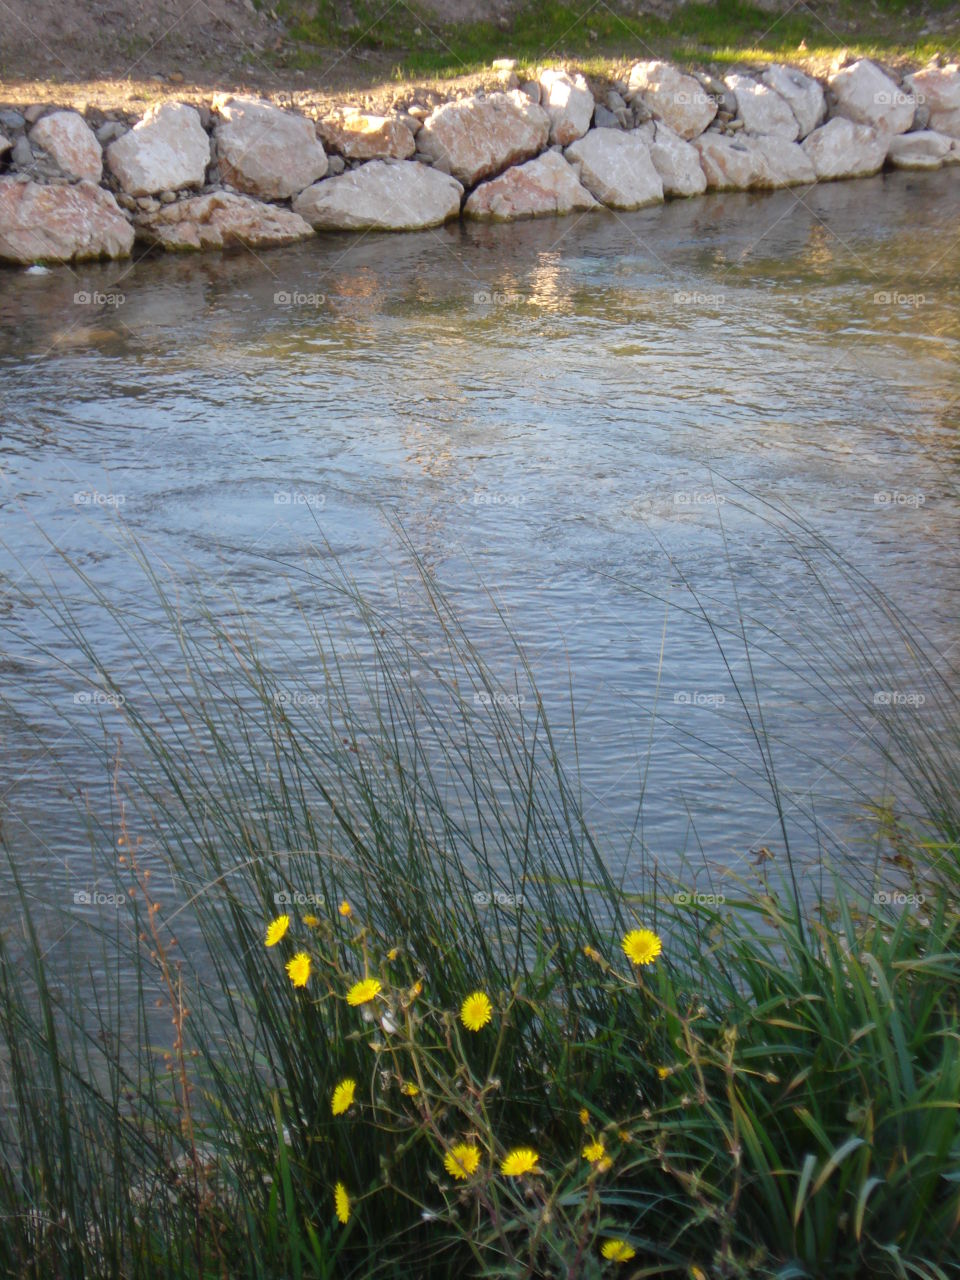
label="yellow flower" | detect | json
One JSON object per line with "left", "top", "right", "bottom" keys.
{"left": 409, "top": 980, "right": 423, "bottom": 999}
{"left": 286, "top": 951, "right": 312, "bottom": 987}
{"left": 579, "top": 1108, "right": 590, "bottom": 1126}
{"left": 621, "top": 928, "right": 663, "bottom": 966}
{"left": 338, "top": 900, "right": 352, "bottom": 917}
{"left": 500, "top": 1147, "right": 540, "bottom": 1177}
{"left": 264, "top": 915, "right": 289, "bottom": 947}
{"left": 387, "top": 947, "right": 399, "bottom": 961}
{"left": 657, "top": 1065, "right": 671, "bottom": 1080}
{"left": 582, "top": 1139, "right": 606, "bottom": 1164}
{"left": 303, "top": 914, "right": 321, "bottom": 928}
{"left": 331, "top": 1078, "right": 357, "bottom": 1115}
{"left": 582, "top": 944, "right": 603, "bottom": 962}
{"left": 601, "top": 1238, "right": 636, "bottom": 1263}
{"left": 460, "top": 991, "right": 493, "bottom": 1032}
{"left": 401, "top": 1081, "right": 420, "bottom": 1097}
{"left": 346, "top": 977, "right": 381, "bottom": 1006}
{"left": 334, "top": 1181, "right": 350, "bottom": 1224}
{"left": 444, "top": 1143, "right": 480, "bottom": 1180}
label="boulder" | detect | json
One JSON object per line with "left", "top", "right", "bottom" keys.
{"left": 0, "top": 133, "right": 10, "bottom": 158}
{"left": 317, "top": 109, "right": 415, "bottom": 160}
{"left": 886, "top": 130, "right": 955, "bottom": 169}
{"left": 538, "top": 69, "right": 595, "bottom": 145}
{"left": 725, "top": 73, "right": 799, "bottom": 139}
{"left": 647, "top": 121, "right": 706, "bottom": 196}
{"left": 564, "top": 128, "right": 663, "bottom": 208}
{"left": 415, "top": 91, "right": 549, "bottom": 186}
{"left": 135, "top": 191, "right": 315, "bottom": 251}
{"left": 828, "top": 59, "right": 915, "bottom": 134}
{"left": 106, "top": 102, "right": 210, "bottom": 196}
{"left": 904, "top": 63, "right": 960, "bottom": 114}
{"left": 214, "top": 96, "right": 327, "bottom": 199}
{"left": 693, "top": 132, "right": 764, "bottom": 189}
{"left": 293, "top": 160, "right": 463, "bottom": 231}
{"left": 627, "top": 61, "right": 717, "bottom": 140}
{"left": 761, "top": 63, "right": 825, "bottom": 138}
{"left": 463, "top": 148, "right": 597, "bottom": 220}
{"left": 801, "top": 116, "right": 888, "bottom": 179}
{"left": 28, "top": 111, "right": 102, "bottom": 181}
{"left": 752, "top": 135, "right": 816, "bottom": 186}
{"left": 0, "top": 178, "right": 134, "bottom": 264}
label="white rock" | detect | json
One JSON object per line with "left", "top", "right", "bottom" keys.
{"left": 725, "top": 73, "right": 799, "bottom": 139}
{"left": 106, "top": 102, "right": 210, "bottom": 196}
{"left": 29, "top": 111, "right": 102, "bottom": 181}
{"left": 564, "top": 128, "right": 663, "bottom": 209}
{"left": 647, "top": 121, "right": 706, "bottom": 196}
{"left": 903, "top": 63, "right": 960, "bottom": 114}
{"left": 214, "top": 96, "right": 327, "bottom": 199}
{"left": 293, "top": 160, "right": 463, "bottom": 231}
{"left": 752, "top": 135, "right": 816, "bottom": 186}
{"left": 926, "top": 107, "right": 960, "bottom": 139}
{"left": 317, "top": 109, "right": 415, "bottom": 160}
{"left": 0, "top": 178, "right": 133, "bottom": 263}
{"left": 828, "top": 59, "right": 915, "bottom": 134}
{"left": 538, "top": 69, "right": 595, "bottom": 145}
{"left": 693, "top": 132, "right": 764, "bottom": 189}
{"left": 886, "top": 129, "right": 954, "bottom": 169}
{"left": 761, "top": 64, "right": 826, "bottom": 138}
{"left": 135, "top": 191, "right": 315, "bottom": 250}
{"left": 627, "top": 61, "right": 717, "bottom": 140}
{"left": 801, "top": 116, "right": 888, "bottom": 179}
{"left": 463, "top": 148, "right": 597, "bottom": 220}
{"left": 416, "top": 91, "right": 550, "bottom": 186}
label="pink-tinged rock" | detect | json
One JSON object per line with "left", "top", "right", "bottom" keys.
{"left": 107, "top": 102, "right": 210, "bottom": 196}
{"left": 293, "top": 160, "right": 463, "bottom": 231}
{"left": 904, "top": 62, "right": 960, "bottom": 133}
{"left": 801, "top": 117, "right": 888, "bottom": 179}
{"left": 463, "top": 149, "right": 597, "bottom": 221}
{"left": 317, "top": 109, "right": 415, "bottom": 160}
{"left": 627, "top": 61, "right": 717, "bottom": 140}
{"left": 886, "top": 130, "right": 955, "bottom": 169}
{"left": 693, "top": 133, "right": 765, "bottom": 189}
{"left": 538, "top": 69, "right": 595, "bottom": 145}
{"left": 0, "top": 178, "right": 133, "bottom": 264}
{"left": 564, "top": 128, "right": 663, "bottom": 208}
{"left": 415, "top": 91, "right": 550, "bottom": 186}
{"left": 752, "top": 135, "right": 816, "bottom": 186}
{"left": 135, "top": 191, "right": 315, "bottom": 251}
{"left": 828, "top": 59, "right": 915, "bottom": 134}
{"left": 927, "top": 108, "right": 960, "bottom": 138}
{"left": 214, "top": 96, "right": 327, "bottom": 199}
{"left": 725, "top": 73, "right": 799, "bottom": 140}
{"left": 761, "top": 64, "right": 825, "bottom": 138}
{"left": 29, "top": 111, "right": 102, "bottom": 181}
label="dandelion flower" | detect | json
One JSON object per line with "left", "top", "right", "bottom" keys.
{"left": 578, "top": 1108, "right": 590, "bottom": 1126}
{"left": 621, "top": 928, "right": 662, "bottom": 966}
{"left": 387, "top": 947, "right": 399, "bottom": 961}
{"left": 338, "top": 900, "right": 352, "bottom": 917}
{"left": 265, "top": 915, "right": 289, "bottom": 947}
{"left": 331, "top": 1078, "right": 357, "bottom": 1115}
{"left": 601, "top": 1239, "right": 636, "bottom": 1263}
{"left": 444, "top": 1143, "right": 480, "bottom": 1180}
{"left": 347, "top": 977, "right": 381, "bottom": 1006}
{"left": 582, "top": 1139, "right": 606, "bottom": 1164}
{"left": 334, "top": 1181, "right": 350, "bottom": 1224}
{"left": 657, "top": 1065, "right": 671, "bottom": 1080}
{"left": 460, "top": 991, "right": 493, "bottom": 1032}
{"left": 303, "top": 914, "right": 320, "bottom": 928}
{"left": 400, "top": 1081, "right": 420, "bottom": 1097}
{"left": 286, "top": 951, "right": 312, "bottom": 987}
{"left": 582, "top": 944, "right": 603, "bottom": 962}
{"left": 500, "top": 1147, "right": 540, "bottom": 1177}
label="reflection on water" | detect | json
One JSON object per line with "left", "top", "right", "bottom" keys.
{"left": 0, "top": 169, "right": 958, "bottom": 963}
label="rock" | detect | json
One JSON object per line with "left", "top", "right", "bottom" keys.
{"left": 0, "top": 110, "right": 25, "bottom": 131}
{"left": 159, "top": 189, "right": 177, "bottom": 203}
{"left": 492, "top": 58, "right": 517, "bottom": 71}
{"left": 23, "top": 105, "right": 45, "bottom": 125}
{"left": 905, "top": 64, "right": 960, "bottom": 137}
{"left": 752, "top": 135, "right": 816, "bottom": 186}
{"left": 761, "top": 63, "right": 825, "bottom": 138}
{"left": 96, "top": 120, "right": 127, "bottom": 145}
{"left": 828, "top": 59, "right": 914, "bottom": 134}
{"left": 137, "top": 196, "right": 161, "bottom": 212}
{"left": 913, "top": 104, "right": 930, "bottom": 130}
{"left": 538, "top": 69, "right": 594, "bottom": 145}
{"left": 29, "top": 111, "right": 102, "bottom": 182}
{"left": 317, "top": 109, "right": 415, "bottom": 160}
{"left": 886, "top": 129, "right": 954, "bottom": 169}
{"left": 0, "top": 133, "right": 10, "bottom": 157}
{"left": 293, "top": 160, "right": 463, "bottom": 231}
{"left": 593, "top": 106, "right": 623, "bottom": 130}
{"left": 11, "top": 136, "right": 33, "bottom": 169}
{"left": 213, "top": 96, "right": 327, "bottom": 199}
{"left": 520, "top": 81, "right": 541, "bottom": 103}
{"left": 396, "top": 112, "right": 422, "bottom": 136}
{"left": 801, "top": 117, "right": 888, "bottom": 179}
{"left": 326, "top": 154, "right": 346, "bottom": 175}
{"left": 647, "top": 121, "right": 706, "bottom": 196}
{"left": 0, "top": 178, "right": 134, "bottom": 263}
{"left": 136, "top": 191, "right": 315, "bottom": 251}
{"left": 725, "top": 73, "right": 799, "bottom": 139}
{"left": 694, "top": 133, "right": 765, "bottom": 189}
{"left": 463, "top": 148, "right": 597, "bottom": 220}
{"left": 564, "top": 128, "right": 663, "bottom": 208}
{"left": 927, "top": 109, "right": 960, "bottom": 139}
{"left": 627, "top": 61, "right": 717, "bottom": 140}
{"left": 106, "top": 102, "right": 210, "bottom": 195}
{"left": 416, "top": 92, "right": 549, "bottom": 187}
{"left": 606, "top": 90, "right": 627, "bottom": 112}
{"left": 693, "top": 71, "right": 736, "bottom": 115}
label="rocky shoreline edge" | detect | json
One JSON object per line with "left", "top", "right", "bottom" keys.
{"left": 1, "top": 56, "right": 958, "bottom": 266}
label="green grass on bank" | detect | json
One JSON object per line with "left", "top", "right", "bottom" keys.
{"left": 274, "top": 0, "right": 960, "bottom": 80}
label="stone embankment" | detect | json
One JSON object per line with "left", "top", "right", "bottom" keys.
{"left": 0, "top": 57, "right": 957, "bottom": 264}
